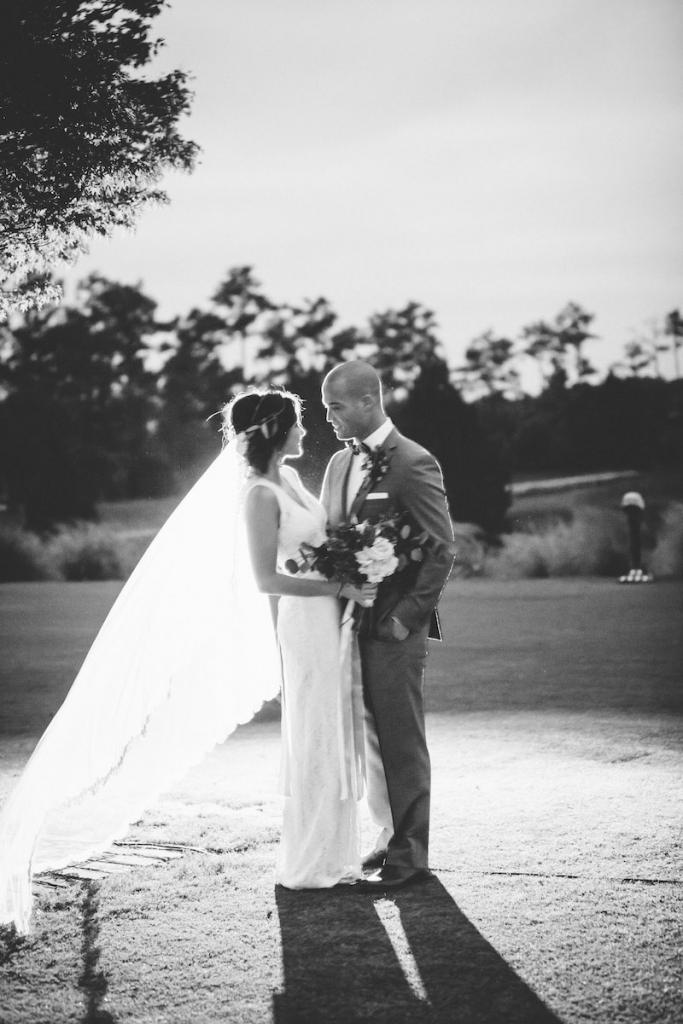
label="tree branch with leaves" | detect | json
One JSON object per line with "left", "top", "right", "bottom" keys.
{"left": 0, "top": 0, "right": 198, "bottom": 317}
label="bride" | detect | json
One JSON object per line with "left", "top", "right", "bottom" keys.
{"left": 0, "top": 387, "right": 374, "bottom": 933}
{"left": 227, "top": 390, "right": 375, "bottom": 887}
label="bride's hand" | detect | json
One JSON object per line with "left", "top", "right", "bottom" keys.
{"left": 341, "top": 581, "right": 377, "bottom": 606}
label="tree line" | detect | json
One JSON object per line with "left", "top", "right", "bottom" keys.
{"left": 456, "top": 302, "right": 683, "bottom": 480}
{"left": 1, "top": 268, "right": 681, "bottom": 536}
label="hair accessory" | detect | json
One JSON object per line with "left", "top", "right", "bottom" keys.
{"left": 222, "top": 389, "right": 300, "bottom": 451}
{"left": 246, "top": 398, "right": 286, "bottom": 441}
{"left": 233, "top": 398, "right": 286, "bottom": 454}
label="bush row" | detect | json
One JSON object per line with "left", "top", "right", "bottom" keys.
{"left": 0, "top": 524, "right": 150, "bottom": 582}
{"left": 451, "top": 504, "right": 683, "bottom": 580}
{"left": 1, "top": 505, "right": 682, "bottom": 583}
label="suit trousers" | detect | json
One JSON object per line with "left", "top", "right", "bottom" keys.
{"left": 359, "top": 623, "right": 431, "bottom": 871}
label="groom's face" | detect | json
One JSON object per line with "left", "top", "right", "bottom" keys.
{"left": 322, "top": 381, "right": 370, "bottom": 441}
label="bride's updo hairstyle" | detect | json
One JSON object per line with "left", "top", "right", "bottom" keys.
{"left": 222, "top": 390, "right": 301, "bottom": 473}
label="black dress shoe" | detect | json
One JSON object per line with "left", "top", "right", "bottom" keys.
{"left": 356, "top": 865, "right": 432, "bottom": 892}
{"left": 361, "top": 848, "right": 387, "bottom": 871}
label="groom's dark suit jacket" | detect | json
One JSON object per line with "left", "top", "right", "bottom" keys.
{"left": 321, "top": 427, "right": 455, "bottom": 640}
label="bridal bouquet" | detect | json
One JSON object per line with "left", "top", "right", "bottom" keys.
{"left": 285, "top": 513, "right": 427, "bottom": 588}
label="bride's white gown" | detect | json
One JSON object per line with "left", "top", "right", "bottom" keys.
{"left": 0, "top": 447, "right": 362, "bottom": 933}
{"left": 251, "top": 466, "right": 363, "bottom": 888}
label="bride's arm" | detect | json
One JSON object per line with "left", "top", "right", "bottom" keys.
{"left": 245, "top": 486, "right": 368, "bottom": 600}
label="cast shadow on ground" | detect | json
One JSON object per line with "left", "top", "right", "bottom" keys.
{"left": 79, "top": 881, "right": 115, "bottom": 1024}
{"left": 273, "top": 876, "right": 564, "bottom": 1024}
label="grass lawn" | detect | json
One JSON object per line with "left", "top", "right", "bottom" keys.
{"left": 0, "top": 579, "right": 682, "bottom": 1023}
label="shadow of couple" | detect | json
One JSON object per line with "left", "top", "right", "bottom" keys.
{"left": 273, "top": 875, "right": 563, "bottom": 1023}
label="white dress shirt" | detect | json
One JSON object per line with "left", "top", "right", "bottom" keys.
{"left": 346, "top": 418, "right": 394, "bottom": 511}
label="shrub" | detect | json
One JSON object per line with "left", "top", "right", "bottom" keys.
{"left": 45, "top": 524, "right": 126, "bottom": 581}
{"left": 650, "top": 502, "right": 683, "bottom": 578}
{"left": 0, "top": 524, "right": 58, "bottom": 581}
{"left": 451, "top": 523, "right": 487, "bottom": 577}
{"left": 482, "top": 510, "right": 628, "bottom": 580}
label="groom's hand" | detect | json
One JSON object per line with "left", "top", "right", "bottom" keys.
{"left": 390, "top": 615, "right": 410, "bottom": 640}
{"left": 375, "top": 613, "right": 410, "bottom": 642}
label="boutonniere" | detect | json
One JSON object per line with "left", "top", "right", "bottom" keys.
{"left": 361, "top": 447, "right": 391, "bottom": 490}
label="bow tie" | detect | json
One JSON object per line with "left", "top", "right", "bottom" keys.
{"left": 346, "top": 440, "right": 372, "bottom": 457}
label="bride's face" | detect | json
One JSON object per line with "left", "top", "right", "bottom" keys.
{"left": 280, "top": 421, "right": 305, "bottom": 461}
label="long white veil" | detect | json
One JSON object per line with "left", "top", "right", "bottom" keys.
{"left": 0, "top": 441, "right": 282, "bottom": 934}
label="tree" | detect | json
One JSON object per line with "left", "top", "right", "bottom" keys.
{"left": 366, "top": 302, "right": 444, "bottom": 399}
{"left": 610, "top": 313, "right": 681, "bottom": 380}
{"left": 394, "top": 360, "right": 510, "bottom": 534}
{"left": 247, "top": 293, "right": 360, "bottom": 484}
{"left": 618, "top": 339, "right": 661, "bottom": 378}
{"left": 0, "top": 0, "right": 197, "bottom": 317}
{"left": 211, "top": 266, "right": 275, "bottom": 377}
{"left": 521, "top": 302, "right": 597, "bottom": 391}
{"left": 0, "top": 275, "right": 166, "bottom": 527}
{"left": 156, "top": 270, "right": 359, "bottom": 487}
{"left": 454, "top": 329, "right": 522, "bottom": 400}
{"left": 156, "top": 307, "right": 243, "bottom": 480}
{"left": 664, "top": 309, "right": 683, "bottom": 379}
{"left": 362, "top": 304, "right": 510, "bottom": 531}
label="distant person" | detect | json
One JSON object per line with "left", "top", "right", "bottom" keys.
{"left": 619, "top": 491, "right": 652, "bottom": 583}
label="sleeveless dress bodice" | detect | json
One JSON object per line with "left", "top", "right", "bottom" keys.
{"left": 247, "top": 465, "right": 327, "bottom": 570}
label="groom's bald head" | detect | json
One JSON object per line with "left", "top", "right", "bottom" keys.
{"left": 322, "top": 361, "right": 385, "bottom": 441}
{"left": 324, "top": 361, "right": 382, "bottom": 403}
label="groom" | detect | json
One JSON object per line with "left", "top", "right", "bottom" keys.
{"left": 321, "top": 361, "right": 455, "bottom": 890}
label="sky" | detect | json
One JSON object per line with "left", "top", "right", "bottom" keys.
{"left": 66, "top": 0, "right": 683, "bottom": 376}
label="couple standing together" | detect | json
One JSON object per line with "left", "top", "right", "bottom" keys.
{"left": 0, "top": 360, "right": 453, "bottom": 934}
{"left": 238, "top": 361, "right": 455, "bottom": 892}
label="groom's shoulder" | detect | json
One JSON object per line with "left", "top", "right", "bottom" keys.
{"left": 326, "top": 446, "right": 348, "bottom": 470}
{"left": 391, "top": 430, "right": 440, "bottom": 468}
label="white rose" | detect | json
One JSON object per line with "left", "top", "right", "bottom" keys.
{"left": 368, "top": 537, "right": 394, "bottom": 560}
{"left": 355, "top": 537, "right": 399, "bottom": 583}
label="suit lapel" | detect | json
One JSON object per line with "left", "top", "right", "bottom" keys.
{"left": 340, "top": 449, "right": 354, "bottom": 520}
